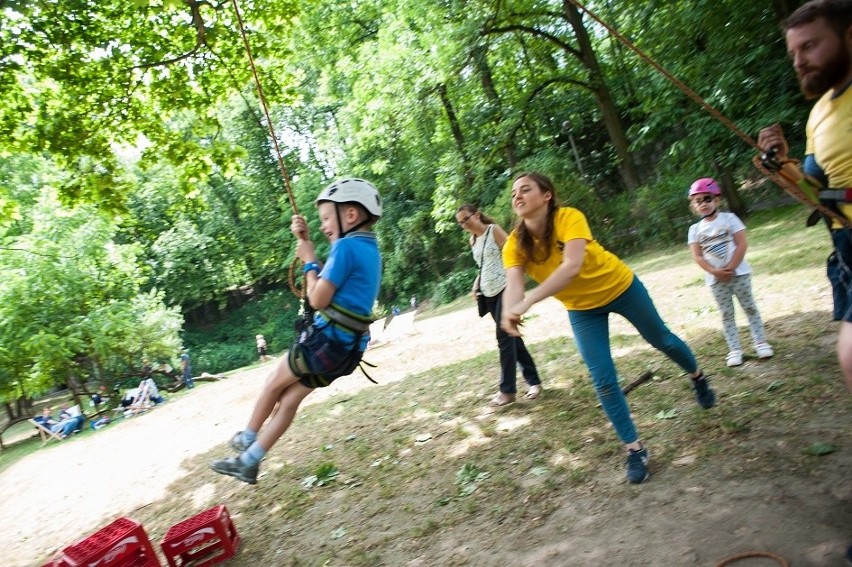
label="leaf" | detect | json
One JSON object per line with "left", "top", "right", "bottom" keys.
{"left": 529, "top": 466, "right": 548, "bottom": 477}
{"left": 330, "top": 527, "right": 347, "bottom": 540}
{"left": 804, "top": 443, "right": 837, "bottom": 456}
{"left": 655, "top": 409, "right": 678, "bottom": 420}
{"left": 766, "top": 380, "right": 784, "bottom": 392}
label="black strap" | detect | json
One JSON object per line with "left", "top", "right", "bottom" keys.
{"left": 820, "top": 188, "right": 852, "bottom": 202}
{"left": 474, "top": 225, "right": 492, "bottom": 295}
{"left": 320, "top": 304, "right": 372, "bottom": 332}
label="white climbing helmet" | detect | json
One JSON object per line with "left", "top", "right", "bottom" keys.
{"left": 316, "top": 177, "right": 382, "bottom": 218}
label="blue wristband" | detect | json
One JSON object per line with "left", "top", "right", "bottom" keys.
{"left": 303, "top": 261, "right": 320, "bottom": 274}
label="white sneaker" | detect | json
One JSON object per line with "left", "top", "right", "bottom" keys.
{"left": 726, "top": 350, "right": 744, "bottom": 367}
{"left": 755, "top": 342, "right": 774, "bottom": 359}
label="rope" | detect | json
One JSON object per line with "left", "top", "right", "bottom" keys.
{"left": 715, "top": 550, "right": 790, "bottom": 567}
{"left": 566, "top": 0, "right": 849, "bottom": 228}
{"left": 231, "top": 0, "right": 304, "bottom": 295}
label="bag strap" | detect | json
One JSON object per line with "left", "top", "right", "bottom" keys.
{"left": 475, "top": 225, "right": 492, "bottom": 293}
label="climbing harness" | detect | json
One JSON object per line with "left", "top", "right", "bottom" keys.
{"left": 566, "top": 0, "right": 850, "bottom": 229}
{"left": 289, "top": 301, "right": 378, "bottom": 387}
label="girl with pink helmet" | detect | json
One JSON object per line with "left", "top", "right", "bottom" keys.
{"left": 687, "top": 178, "right": 774, "bottom": 367}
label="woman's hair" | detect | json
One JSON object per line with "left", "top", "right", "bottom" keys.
{"left": 512, "top": 171, "right": 558, "bottom": 264}
{"left": 457, "top": 203, "right": 496, "bottom": 225}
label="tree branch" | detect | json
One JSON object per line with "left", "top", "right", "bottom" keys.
{"left": 482, "top": 24, "right": 581, "bottom": 59}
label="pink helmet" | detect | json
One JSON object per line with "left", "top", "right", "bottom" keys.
{"left": 688, "top": 178, "right": 721, "bottom": 197}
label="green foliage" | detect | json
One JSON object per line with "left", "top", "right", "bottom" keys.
{"left": 0, "top": 0, "right": 822, "bottom": 385}
{"left": 432, "top": 268, "right": 477, "bottom": 305}
{"left": 0, "top": 186, "right": 182, "bottom": 400}
{"left": 182, "top": 289, "right": 299, "bottom": 374}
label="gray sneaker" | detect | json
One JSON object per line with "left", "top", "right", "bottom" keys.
{"left": 210, "top": 456, "right": 258, "bottom": 484}
{"left": 230, "top": 431, "right": 250, "bottom": 452}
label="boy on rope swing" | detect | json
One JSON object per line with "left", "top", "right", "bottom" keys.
{"left": 211, "top": 178, "right": 383, "bottom": 484}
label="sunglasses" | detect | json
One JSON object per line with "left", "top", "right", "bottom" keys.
{"left": 457, "top": 213, "right": 474, "bottom": 226}
{"left": 691, "top": 195, "right": 715, "bottom": 204}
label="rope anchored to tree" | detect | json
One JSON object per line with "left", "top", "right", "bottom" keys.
{"left": 231, "top": 0, "right": 309, "bottom": 296}
{"left": 566, "top": 0, "right": 849, "bottom": 228}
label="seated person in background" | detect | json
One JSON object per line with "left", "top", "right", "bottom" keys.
{"left": 119, "top": 387, "right": 140, "bottom": 409}
{"left": 140, "top": 377, "right": 165, "bottom": 405}
{"left": 90, "top": 385, "right": 108, "bottom": 408}
{"left": 55, "top": 403, "right": 85, "bottom": 438}
{"left": 256, "top": 334, "right": 269, "bottom": 362}
{"left": 122, "top": 378, "right": 165, "bottom": 413}
{"left": 33, "top": 407, "right": 59, "bottom": 432}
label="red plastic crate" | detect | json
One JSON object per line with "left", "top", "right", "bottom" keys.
{"left": 59, "top": 517, "right": 160, "bottom": 567}
{"left": 160, "top": 505, "right": 240, "bottom": 567}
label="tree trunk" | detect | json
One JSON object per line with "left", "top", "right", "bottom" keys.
{"left": 473, "top": 46, "right": 519, "bottom": 168}
{"left": 436, "top": 83, "right": 476, "bottom": 190}
{"left": 715, "top": 161, "right": 746, "bottom": 218}
{"left": 563, "top": 0, "right": 641, "bottom": 191}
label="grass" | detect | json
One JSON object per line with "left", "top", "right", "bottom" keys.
{"left": 23, "top": 204, "right": 852, "bottom": 565}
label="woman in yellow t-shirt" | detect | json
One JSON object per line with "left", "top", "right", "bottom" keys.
{"left": 501, "top": 172, "right": 715, "bottom": 484}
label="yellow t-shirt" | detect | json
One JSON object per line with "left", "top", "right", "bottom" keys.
{"left": 502, "top": 207, "right": 634, "bottom": 310}
{"left": 806, "top": 85, "right": 852, "bottom": 226}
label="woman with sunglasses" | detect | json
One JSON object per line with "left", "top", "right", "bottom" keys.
{"left": 687, "top": 177, "right": 774, "bottom": 367}
{"left": 501, "top": 172, "right": 716, "bottom": 484}
{"left": 456, "top": 204, "right": 542, "bottom": 406}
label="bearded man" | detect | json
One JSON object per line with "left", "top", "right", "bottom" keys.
{"left": 758, "top": 0, "right": 852, "bottom": 395}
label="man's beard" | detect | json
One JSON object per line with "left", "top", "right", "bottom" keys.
{"left": 798, "top": 44, "right": 850, "bottom": 100}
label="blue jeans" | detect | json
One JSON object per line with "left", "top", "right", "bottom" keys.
{"left": 829, "top": 228, "right": 852, "bottom": 322}
{"left": 59, "top": 416, "right": 85, "bottom": 437}
{"left": 568, "top": 276, "right": 698, "bottom": 444}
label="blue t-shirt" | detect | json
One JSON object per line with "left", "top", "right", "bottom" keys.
{"left": 313, "top": 231, "right": 382, "bottom": 349}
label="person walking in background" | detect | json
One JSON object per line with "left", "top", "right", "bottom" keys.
{"left": 256, "top": 334, "right": 269, "bottom": 363}
{"left": 180, "top": 349, "right": 194, "bottom": 389}
{"left": 758, "top": 0, "right": 852, "bottom": 394}
{"left": 500, "top": 172, "right": 715, "bottom": 484}
{"left": 687, "top": 178, "right": 774, "bottom": 367}
{"left": 456, "top": 203, "right": 542, "bottom": 406}
{"left": 211, "top": 178, "right": 383, "bottom": 485}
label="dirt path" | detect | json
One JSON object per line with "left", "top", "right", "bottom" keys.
{"left": 2, "top": 262, "right": 850, "bottom": 566}
{"left": 0, "top": 300, "right": 570, "bottom": 566}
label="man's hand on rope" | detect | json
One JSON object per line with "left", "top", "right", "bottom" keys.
{"left": 757, "top": 123, "right": 790, "bottom": 162}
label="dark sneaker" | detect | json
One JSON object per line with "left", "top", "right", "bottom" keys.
{"left": 693, "top": 375, "right": 716, "bottom": 409}
{"left": 626, "top": 446, "right": 649, "bottom": 484}
{"left": 230, "top": 431, "right": 250, "bottom": 452}
{"left": 210, "top": 456, "right": 258, "bottom": 484}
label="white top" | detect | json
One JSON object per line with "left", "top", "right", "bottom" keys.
{"left": 687, "top": 212, "right": 751, "bottom": 286}
{"left": 64, "top": 405, "right": 82, "bottom": 418}
{"left": 471, "top": 224, "right": 507, "bottom": 298}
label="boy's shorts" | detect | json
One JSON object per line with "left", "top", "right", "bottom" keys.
{"left": 289, "top": 329, "right": 364, "bottom": 389}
